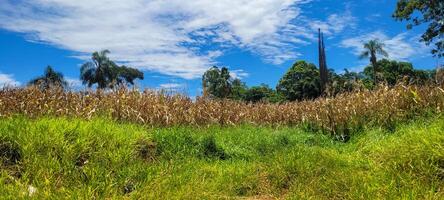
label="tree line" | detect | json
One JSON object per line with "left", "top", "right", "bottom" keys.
{"left": 28, "top": 40, "right": 442, "bottom": 103}
{"left": 200, "top": 0, "right": 444, "bottom": 103}
{"left": 202, "top": 39, "right": 442, "bottom": 103}
{"left": 29, "top": 50, "right": 144, "bottom": 90}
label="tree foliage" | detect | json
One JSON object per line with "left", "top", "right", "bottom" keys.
{"left": 117, "top": 66, "right": 144, "bottom": 85}
{"left": 28, "top": 66, "right": 67, "bottom": 90}
{"left": 201, "top": 58, "right": 436, "bottom": 103}
{"left": 393, "top": 0, "right": 444, "bottom": 57}
{"left": 276, "top": 61, "right": 321, "bottom": 101}
{"left": 202, "top": 66, "right": 231, "bottom": 99}
{"left": 80, "top": 50, "right": 144, "bottom": 89}
{"left": 244, "top": 84, "right": 282, "bottom": 103}
{"left": 329, "top": 69, "right": 364, "bottom": 95}
{"left": 363, "top": 59, "right": 434, "bottom": 86}
{"left": 230, "top": 78, "right": 248, "bottom": 101}
{"left": 202, "top": 67, "right": 282, "bottom": 103}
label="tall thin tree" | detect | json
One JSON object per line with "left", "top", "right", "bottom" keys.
{"left": 318, "top": 29, "right": 328, "bottom": 93}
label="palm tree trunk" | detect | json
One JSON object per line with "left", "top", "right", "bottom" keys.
{"left": 371, "top": 54, "right": 377, "bottom": 85}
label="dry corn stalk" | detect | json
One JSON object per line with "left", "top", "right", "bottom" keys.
{"left": 0, "top": 84, "right": 443, "bottom": 136}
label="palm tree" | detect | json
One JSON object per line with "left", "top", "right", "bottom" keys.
{"left": 359, "top": 40, "right": 388, "bottom": 85}
{"left": 80, "top": 50, "right": 144, "bottom": 89}
{"left": 80, "top": 50, "right": 117, "bottom": 89}
{"left": 28, "top": 66, "right": 67, "bottom": 90}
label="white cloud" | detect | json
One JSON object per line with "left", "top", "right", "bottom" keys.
{"left": 340, "top": 31, "right": 430, "bottom": 61}
{"left": 0, "top": 72, "right": 20, "bottom": 87}
{"left": 230, "top": 69, "right": 249, "bottom": 80}
{"left": 365, "top": 13, "right": 382, "bottom": 22}
{"left": 0, "top": 0, "right": 316, "bottom": 79}
{"left": 159, "top": 83, "right": 185, "bottom": 90}
{"left": 307, "top": 10, "right": 356, "bottom": 36}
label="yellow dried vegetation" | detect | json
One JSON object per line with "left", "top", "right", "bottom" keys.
{"left": 1, "top": 84, "right": 443, "bottom": 136}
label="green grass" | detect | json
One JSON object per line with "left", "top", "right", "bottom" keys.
{"left": 1, "top": 116, "right": 444, "bottom": 199}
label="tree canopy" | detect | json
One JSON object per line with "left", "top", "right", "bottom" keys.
{"left": 393, "top": 0, "right": 444, "bottom": 57}
{"left": 202, "top": 66, "right": 232, "bottom": 99}
{"left": 117, "top": 66, "right": 144, "bottom": 86}
{"left": 363, "top": 59, "right": 434, "bottom": 85}
{"left": 229, "top": 78, "right": 248, "bottom": 101}
{"left": 244, "top": 84, "right": 280, "bottom": 103}
{"left": 202, "top": 67, "right": 283, "bottom": 103}
{"left": 276, "top": 61, "right": 321, "bottom": 101}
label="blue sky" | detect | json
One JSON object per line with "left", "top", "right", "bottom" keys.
{"left": 0, "top": 0, "right": 442, "bottom": 97}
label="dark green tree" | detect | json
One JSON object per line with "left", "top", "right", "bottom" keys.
{"left": 202, "top": 66, "right": 231, "bottom": 99}
{"left": 364, "top": 59, "right": 414, "bottom": 85}
{"left": 393, "top": 0, "right": 444, "bottom": 57}
{"left": 229, "top": 78, "right": 248, "bottom": 100}
{"left": 117, "top": 66, "right": 144, "bottom": 85}
{"left": 28, "top": 66, "right": 67, "bottom": 90}
{"left": 244, "top": 84, "right": 275, "bottom": 103}
{"left": 412, "top": 69, "right": 435, "bottom": 84}
{"left": 80, "top": 50, "right": 113, "bottom": 89}
{"left": 80, "top": 50, "right": 143, "bottom": 89}
{"left": 276, "top": 61, "right": 321, "bottom": 101}
{"left": 363, "top": 59, "right": 434, "bottom": 85}
{"left": 359, "top": 40, "right": 389, "bottom": 85}
{"left": 329, "top": 69, "right": 363, "bottom": 94}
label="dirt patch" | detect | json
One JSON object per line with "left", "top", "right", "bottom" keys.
{"left": 0, "top": 138, "right": 23, "bottom": 178}
{"left": 135, "top": 138, "right": 157, "bottom": 162}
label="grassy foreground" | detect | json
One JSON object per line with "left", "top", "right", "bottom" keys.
{"left": 1, "top": 116, "right": 444, "bottom": 199}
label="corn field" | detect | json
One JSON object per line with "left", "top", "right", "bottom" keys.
{"left": 1, "top": 84, "right": 443, "bottom": 136}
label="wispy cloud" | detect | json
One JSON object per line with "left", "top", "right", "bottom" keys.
{"left": 230, "top": 69, "right": 249, "bottom": 80}
{"left": 340, "top": 31, "right": 430, "bottom": 61}
{"left": 307, "top": 11, "right": 357, "bottom": 36}
{"left": 0, "top": 0, "right": 319, "bottom": 79}
{"left": 159, "top": 83, "right": 185, "bottom": 90}
{"left": 0, "top": 72, "right": 20, "bottom": 87}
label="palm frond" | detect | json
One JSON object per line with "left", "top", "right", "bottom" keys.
{"left": 359, "top": 51, "right": 370, "bottom": 59}
{"left": 80, "top": 62, "right": 97, "bottom": 85}
{"left": 377, "top": 49, "right": 389, "bottom": 57}
{"left": 28, "top": 77, "right": 45, "bottom": 86}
